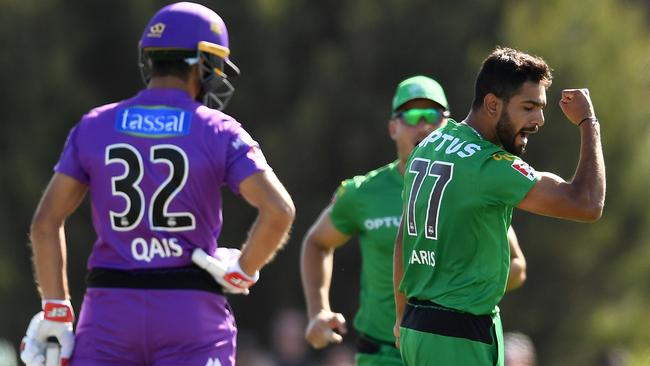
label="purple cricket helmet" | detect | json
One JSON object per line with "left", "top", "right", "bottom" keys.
{"left": 138, "top": 2, "right": 240, "bottom": 110}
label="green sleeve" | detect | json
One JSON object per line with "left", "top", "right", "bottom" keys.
{"left": 480, "top": 152, "right": 538, "bottom": 206}
{"left": 329, "top": 178, "right": 360, "bottom": 235}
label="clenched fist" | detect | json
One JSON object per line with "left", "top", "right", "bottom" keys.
{"left": 559, "top": 89, "right": 596, "bottom": 125}
{"left": 304, "top": 310, "right": 347, "bottom": 349}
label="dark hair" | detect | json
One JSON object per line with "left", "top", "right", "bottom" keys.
{"left": 471, "top": 47, "right": 552, "bottom": 110}
{"left": 146, "top": 50, "right": 195, "bottom": 81}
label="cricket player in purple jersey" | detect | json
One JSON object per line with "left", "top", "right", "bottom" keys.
{"left": 20, "top": 3, "right": 295, "bottom": 366}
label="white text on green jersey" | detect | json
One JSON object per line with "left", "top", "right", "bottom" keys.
{"left": 419, "top": 130, "right": 481, "bottom": 158}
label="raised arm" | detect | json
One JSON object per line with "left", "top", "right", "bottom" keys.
{"left": 30, "top": 173, "right": 88, "bottom": 300}
{"left": 301, "top": 205, "right": 349, "bottom": 348}
{"left": 237, "top": 170, "right": 295, "bottom": 275}
{"left": 518, "top": 89, "right": 605, "bottom": 222}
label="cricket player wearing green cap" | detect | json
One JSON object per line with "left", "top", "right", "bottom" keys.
{"left": 301, "top": 76, "right": 528, "bottom": 366}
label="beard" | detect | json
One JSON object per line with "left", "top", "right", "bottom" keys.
{"left": 496, "top": 110, "right": 525, "bottom": 156}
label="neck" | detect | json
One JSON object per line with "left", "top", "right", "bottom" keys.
{"left": 463, "top": 109, "right": 497, "bottom": 144}
{"left": 148, "top": 75, "right": 200, "bottom": 99}
{"left": 397, "top": 158, "right": 406, "bottom": 175}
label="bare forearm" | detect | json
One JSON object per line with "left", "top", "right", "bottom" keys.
{"left": 505, "top": 226, "right": 526, "bottom": 291}
{"left": 301, "top": 240, "right": 334, "bottom": 318}
{"left": 239, "top": 209, "right": 293, "bottom": 275}
{"left": 393, "top": 224, "right": 406, "bottom": 323}
{"left": 506, "top": 258, "right": 526, "bottom": 291}
{"left": 570, "top": 119, "right": 606, "bottom": 220}
{"left": 30, "top": 223, "right": 69, "bottom": 300}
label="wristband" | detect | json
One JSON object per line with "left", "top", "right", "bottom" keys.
{"left": 230, "top": 261, "right": 260, "bottom": 282}
{"left": 42, "top": 299, "right": 74, "bottom": 323}
{"left": 222, "top": 261, "right": 259, "bottom": 290}
{"left": 578, "top": 117, "right": 597, "bottom": 126}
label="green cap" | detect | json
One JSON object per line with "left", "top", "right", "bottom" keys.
{"left": 392, "top": 75, "right": 449, "bottom": 113}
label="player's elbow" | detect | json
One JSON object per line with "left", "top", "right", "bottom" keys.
{"left": 302, "top": 229, "right": 332, "bottom": 255}
{"left": 266, "top": 196, "right": 296, "bottom": 228}
{"left": 586, "top": 205, "right": 603, "bottom": 222}
{"left": 577, "top": 201, "right": 604, "bottom": 223}
{"left": 279, "top": 197, "right": 296, "bottom": 225}
{"left": 29, "top": 210, "right": 61, "bottom": 244}
{"left": 570, "top": 185, "right": 605, "bottom": 222}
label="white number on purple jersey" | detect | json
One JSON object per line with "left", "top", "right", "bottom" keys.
{"left": 105, "top": 143, "right": 196, "bottom": 232}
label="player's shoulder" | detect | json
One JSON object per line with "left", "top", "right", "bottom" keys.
{"left": 196, "top": 105, "right": 234, "bottom": 123}
{"left": 81, "top": 101, "right": 120, "bottom": 121}
{"left": 79, "top": 90, "right": 152, "bottom": 123}
{"left": 483, "top": 149, "right": 536, "bottom": 181}
{"left": 344, "top": 161, "right": 397, "bottom": 189}
{"left": 195, "top": 106, "right": 248, "bottom": 133}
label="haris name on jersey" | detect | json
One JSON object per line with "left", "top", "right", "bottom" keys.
{"left": 408, "top": 249, "right": 436, "bottom": 268}
{"left": 131, "top": 237, "right": 183, "bottom": 263}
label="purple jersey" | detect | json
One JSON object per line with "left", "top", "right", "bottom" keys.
{"left": 55, "top": 88, "right": 269, "bottom": 270}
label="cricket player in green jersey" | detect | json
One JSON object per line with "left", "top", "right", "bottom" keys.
{"left": 301, "top": 76, "right": 527, "bottom": 366}
{"left": 394, "top": 48, "right": 606, "bottom": 365}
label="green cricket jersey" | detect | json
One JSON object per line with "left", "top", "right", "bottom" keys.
{"left": 401, "top": 119, "right": 538, "bottom": 315}
{"left": 330, "top": 160, "right": 403, "bottom": 343}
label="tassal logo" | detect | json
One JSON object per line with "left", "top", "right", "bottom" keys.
{"left": 116, "top": 106, "right": 192, "bottom": 138}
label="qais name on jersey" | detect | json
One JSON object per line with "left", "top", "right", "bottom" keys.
{"left": 418, "top": 130, "right": 481, "bottom": 158}
{"left": 131, "top": 237, "right": 183, "bottom": 263}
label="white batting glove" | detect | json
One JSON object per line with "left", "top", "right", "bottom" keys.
{"left": 192, "top": 247, "right": 260, "bottom": 295}
{"left": 20, "top": 300, "right": 75, "bottom": 366}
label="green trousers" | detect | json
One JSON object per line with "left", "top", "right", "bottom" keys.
{"left": 399, "top": 300, "right": 504, "bottom": 366}
{"left": 356, "top": 345, "right": 403, "bottom": 366}
{"left": 355, "top": 333, "right": 404, "bottom": 366}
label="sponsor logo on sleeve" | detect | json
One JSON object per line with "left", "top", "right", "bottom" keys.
{"left": 231, "top": 137, "right": 245, "bottom": 150}
{"left": 511, "top": 158, "right": 537, "bottom": 181}
{"left": 492, "top": 152, "right": 515, "bottom": 161}
{"left": 116, "top": 106, "right": 192, "bottom": 138}
{"left": 246, "top": 146, "right": 267, "bottom": 165}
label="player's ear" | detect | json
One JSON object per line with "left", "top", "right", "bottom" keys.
{"left": 188, "top": 64, "right": 202, "bottom": 99}
{"left": 484, "top": 93, "right": 502, "bottom": 119}
{"left": 388, "top": 118, "right": 398, "bottom": 140}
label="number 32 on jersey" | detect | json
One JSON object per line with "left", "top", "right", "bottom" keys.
{"left": 105, "top": 143, "right": 195, "bottom": 232}
{"left": 406, "top": 158, "right": 454, "bottom": 240}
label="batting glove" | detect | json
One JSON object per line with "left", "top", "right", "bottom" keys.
{"left": 193, "top": 247, "right": 260, "bottom": 295}
{"left": 20, "top": 300, "right": 75, "bottom": 366}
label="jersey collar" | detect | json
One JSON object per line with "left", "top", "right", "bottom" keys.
{"left": 459, "top": 120, "right": 484, "bottom": 140}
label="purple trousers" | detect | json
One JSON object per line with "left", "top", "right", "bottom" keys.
{"left": 71, "top": 288, "right": 236, "bottom": 366}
